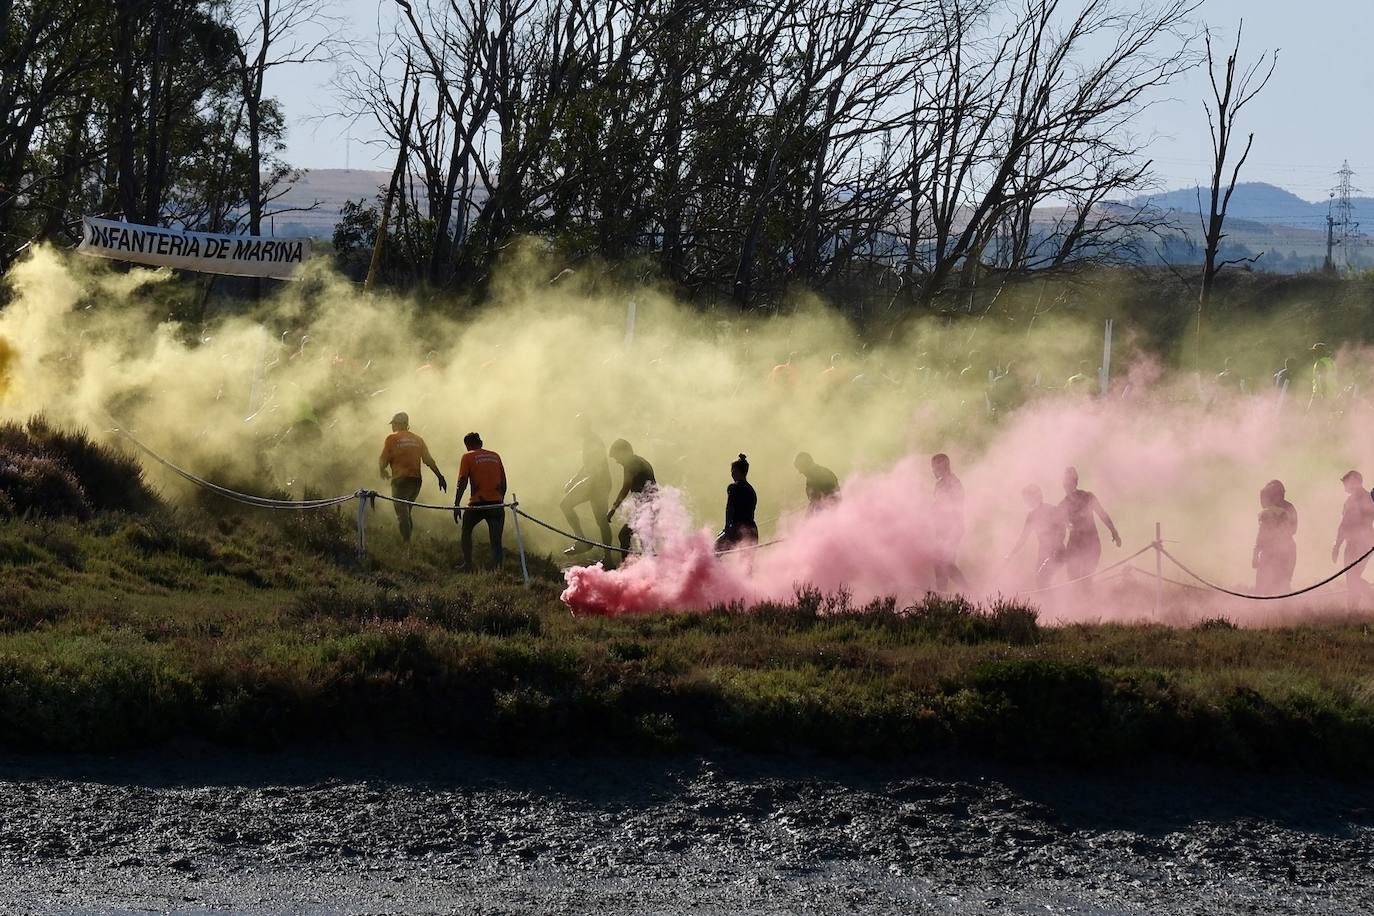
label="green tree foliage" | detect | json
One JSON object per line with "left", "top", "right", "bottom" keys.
{"left": 0, "top": 0, "right": 306, "bottom": 271}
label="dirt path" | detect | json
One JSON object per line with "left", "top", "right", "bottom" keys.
{"left": 0, "top": 749, "right": 1370, "bottom": 914}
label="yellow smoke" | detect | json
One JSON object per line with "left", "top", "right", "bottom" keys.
{"left": 0, "top": 335, "right": 14, "bottom": 403}
{"left": 3, "top": 240, "right": 1370, "bottom": 612}
{"left": 0, "top": 244, "right": 1095, "bottom": 522}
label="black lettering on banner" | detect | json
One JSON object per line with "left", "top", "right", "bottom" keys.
{"left": 83, "top": 218, "right": 307, "bottom": 276}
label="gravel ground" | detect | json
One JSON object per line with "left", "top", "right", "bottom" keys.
{"left": 0, "top": 748, "right": 1370, "bottom": 914}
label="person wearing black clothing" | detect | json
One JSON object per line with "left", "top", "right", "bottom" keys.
{"left": 716, "top": 454, "right": 759, "bottom": 553}
{"left": 930, "top": 453, "right": 969, "bottom": 591}
{"left": 1006, "top": 484, "right": 1066, "bottom": 588}
{"left": 1253, "top": 479, "right": 1297, "bottom": 595}
{"left": 560, "top": 418, "right": 613, "bottom": 555}
{"left": 607, "top": 438, "right": 657, "bottom": 557}
{"left": 794, "top": 452, "right": 839, "bottom": 509}
{"left": 1332, "top": 470, "right": 1374, "bottom": 609}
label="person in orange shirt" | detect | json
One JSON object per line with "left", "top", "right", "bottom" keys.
{"left": 453, "top": 431, "right": 507, "bottom": 570}
{"left": 378, "top": 411, "right": 446, "bottom": 542}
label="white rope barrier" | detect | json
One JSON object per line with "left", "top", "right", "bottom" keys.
{"left": 512, "top": 509, "right": 630, "bottom": 555}
{"left": 117, "top": 428, "right": 357, "bottom": 510}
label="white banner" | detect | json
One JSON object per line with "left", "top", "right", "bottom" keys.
{"left": 77, "top": 217, "right": 310, "bottom": 280}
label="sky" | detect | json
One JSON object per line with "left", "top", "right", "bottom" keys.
{"left": 270, "top": 0, "right": 1374, "bottom": 203}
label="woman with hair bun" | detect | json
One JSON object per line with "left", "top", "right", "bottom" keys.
{"left": 715, "top": 454, "right": 759, "bottom": 553}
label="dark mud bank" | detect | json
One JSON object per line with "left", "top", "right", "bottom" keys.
{"left": 1, "top": 750, "right": 1371, "bottom": 914}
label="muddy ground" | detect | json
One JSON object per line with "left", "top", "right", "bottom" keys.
{"left": 0, "top": 748, "right": 1370, "bottom": 914}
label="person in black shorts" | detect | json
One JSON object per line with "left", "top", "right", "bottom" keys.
{"left": 715, "top": 454, "right": 759, "bottom": 553}
{"left": 560, "top": 417, "right": 613, "bottom": 555}
{"left": 1056, "top": 466, "right": 1121, "bottom": 587}
{"left": 607, "top": 439, "right": 657, "bottom": 559}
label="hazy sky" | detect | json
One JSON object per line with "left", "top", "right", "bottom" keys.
{"left": 271, "top": 0, "right": 1370, "bottom": 203}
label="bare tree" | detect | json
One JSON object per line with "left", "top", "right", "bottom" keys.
{"left": 230, "top": 0, "right": 339, "bottom": 236}
{"left": 903, "top": 0, "right": 1199, "bottom": 308}
{"left": 331, "top": 0, "right": 1203, "bottom": 305}
{"left": 1196, "top": 21, "right": 1276, "bottom": 355}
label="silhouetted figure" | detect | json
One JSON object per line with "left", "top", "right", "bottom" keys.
{"left": 794, "top": 452, "right": 839, "bottom": 509}
{"left": 930, "top": 453, "right": 969, "bottom": 592}
{"left": 560, "top": 418, "right": 613, "bottom": 556}
{"left": 1253, "top": 479, "right": 1297, "bottom": 595}
{"left": 607, "top": 439, "right": 657, "bottom": 558}
{"left": 1273, "top": 358, "right": 1293, "bottom": 389}
{"left": 768, "top": 352, "right": 799, "bottom": 389}
{"left": 715, "top": 454, "right": 759, "bottom": 553}
{"left": 1311, "top": 343, "right": 1337, "bottom": 406}
{"left": 377, "top": 411, "right": 446, "bottom": 543}
{"left": 1064, "top": 361, "right": 1092, "bottom": 393}
{"left": 1332, "top": 470, "right": 1374, "bottom": 608}
{"left": 1007, "top": 484, "right": 1066, "bottom": 588}
{"left": 1056, "top": 467, "right": 1121, "bottom": 585}
{"left": 1215, "top": 356, "right": 1236, "bottom": 387}
{"left": 453, "top": 432, "right": 506, "bottom": 571}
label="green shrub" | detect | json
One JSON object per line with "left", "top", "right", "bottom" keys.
{"left": 951, "top": 659, "right": 1122, "bottom": 762}
{"left": 0, "top": 450, "right": 91, "bottom": 518}
{"left": 1195, "top": 616, "right": 1238, "bottom": 631}
{"left": 290, "top": 582, "right": 542, "bottom": 636}
{"left": 0, "top": 418, "right": 156, "bottom": 517}
{"left": 904, "top": 594, "right": 1041, "bottom": 644}
{"left": 20, "top": 417, "right": 156, "bottom": 514}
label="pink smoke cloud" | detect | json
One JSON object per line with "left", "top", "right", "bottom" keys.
{"left": 562, "top": 369, "right": 1374, "bottom": 626}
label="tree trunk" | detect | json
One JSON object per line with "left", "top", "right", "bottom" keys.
{"left": 142, "top": 1, "right": 165, "bottom": 224}
{"left": 116, "top": 0, "right": 140, "bottom": 221}
{"left": 39, "top": 98, "right": 92, "bottom": 240}
{"left": 801, "top": 82, "right": 841, "bottom": 284}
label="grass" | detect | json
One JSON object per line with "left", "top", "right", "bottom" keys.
{"left": 0, "top": 506, "right": 1372, "bottom": 771}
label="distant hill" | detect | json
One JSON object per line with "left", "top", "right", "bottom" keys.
{"left": 261, "top": 173, "right": 1371, "bottom": 273}
{"left": 1134, "top": 182, "right": 1374, "bottom": 232}
{"left": 264, "top": 168, "right": 390, "bottom": 239}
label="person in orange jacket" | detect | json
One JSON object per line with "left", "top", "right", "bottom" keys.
{"left": 378, "top": 411, "right": 446, "bottom": 542}
{"left": 453, "top": 431, "right": 507, "bottom": 570}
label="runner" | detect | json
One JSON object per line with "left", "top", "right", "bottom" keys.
{"left": 559, "top": 418, "right": 613, "bottom": 556}
{"left": 1332, "top": 470, "right": 1374, "bottom": 608}
{"left": 607, "top": 439, "right": 657, "bottom": 559}
{"left": 1006, "top": 484, "right": 1066, "bottom": 588}
{"left": 715, "top": 454, "right": 759, "bottom": 553}
{"left": 377, "top": 411, "right": 446, "bottom": 542}
{"left": 1056, "top": 467, "right": 1121, "bottom": 587}
{"left": 793, "top": 452, "right": 839, "bottom": 509}
{"left": 1253, "top": 479, "right": 1297, "bottom": 595}
{"left": 453, "top": 432, "right": 506, "bottom": 571}
{"left": 930, "top": 453, "right": 969, "bottom": 592}
{"left": 1311, "top": 343, "right": 1337, "bottom": 407}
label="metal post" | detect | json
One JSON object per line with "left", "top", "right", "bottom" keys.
{"left": 1100, "top": 318, "right": 1113, "bottom": 396}
{"left": 1154, "top": 521, "right": 1163, "bottom": 618}
{"left": 355, "top": 490, "right": 368, "bottom": 558}
{"left": 510, "top": 496, "right": 531, "bottom": 589}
